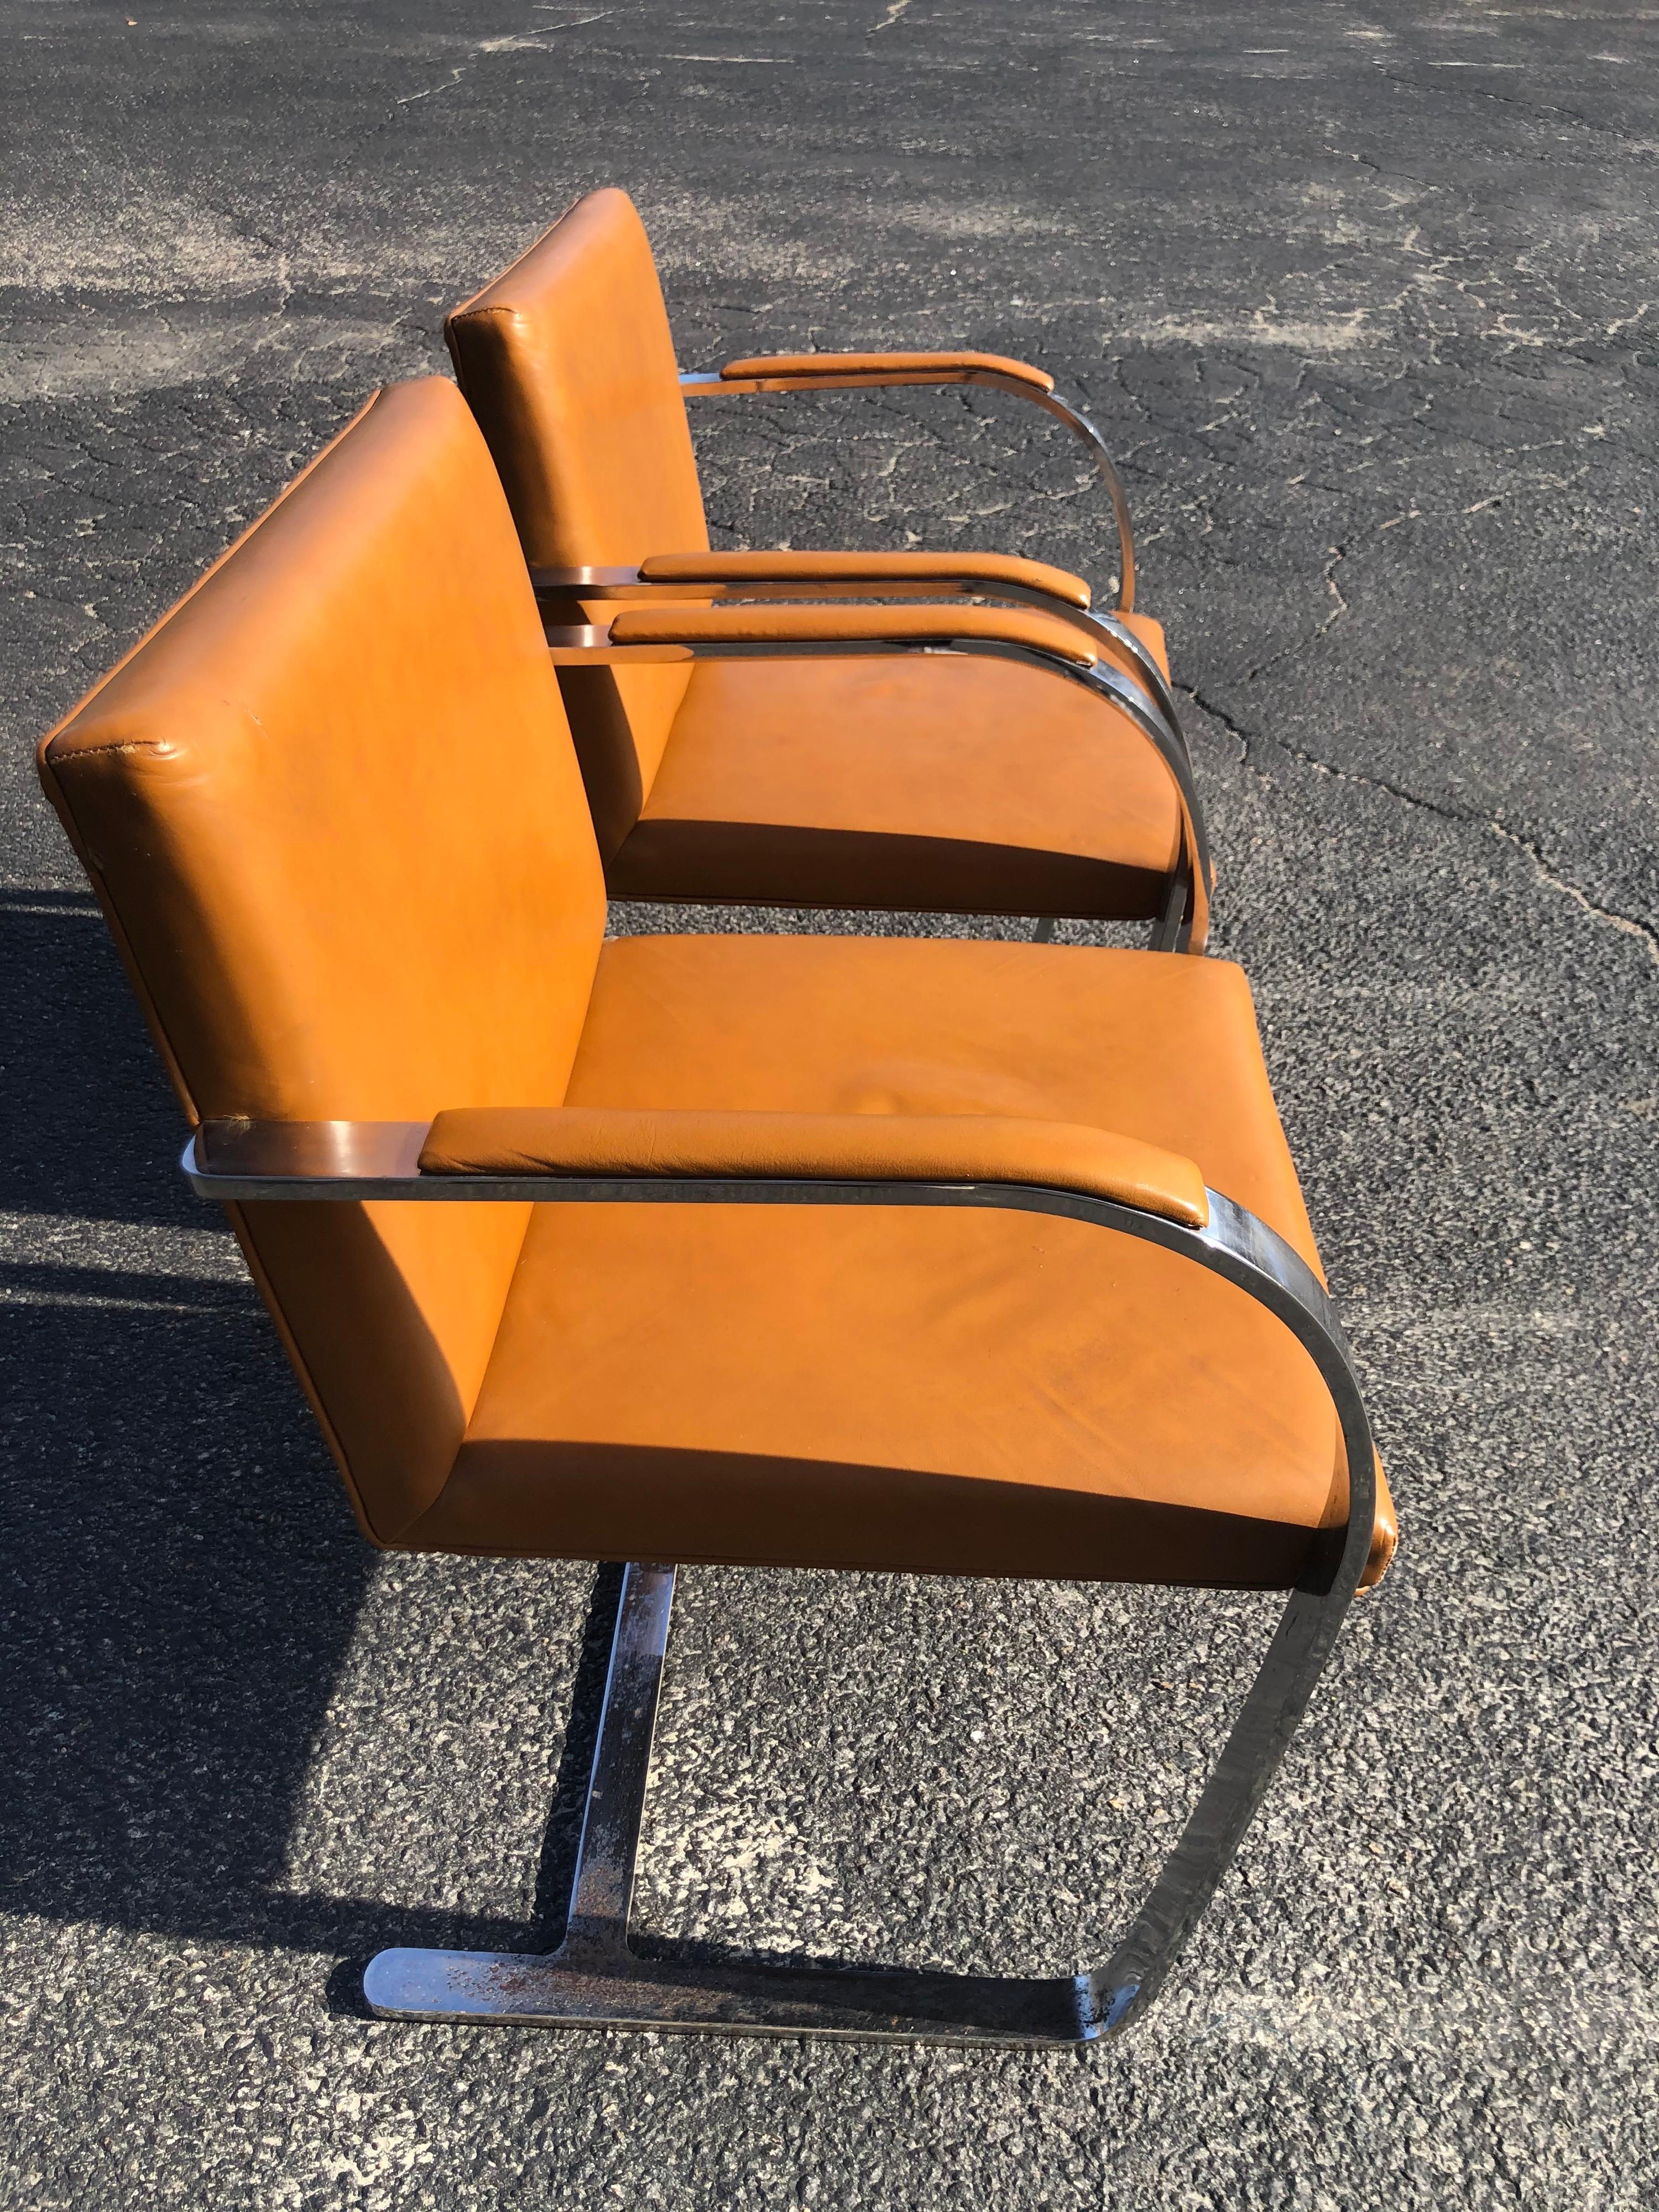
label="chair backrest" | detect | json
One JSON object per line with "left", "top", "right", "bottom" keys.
{"left": 38, "top": 377, "right": 608, "bottom": 1546}
{"left": 446, "top": 188, "right": 709, "bottom": 858}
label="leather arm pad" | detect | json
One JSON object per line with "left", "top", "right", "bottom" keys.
{"left": 637, "top": 548, "right": 1091, "bottom": 611}
{"left": 604, "top": 601, "right": 1097, "bottom": 667}
{"left": 718, "top": 350, "right": 1055, "bottom": 394}
{"left": 419, "top": 1107, "right": 1211, "bottom": 1230}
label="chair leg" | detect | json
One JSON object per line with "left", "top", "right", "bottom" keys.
{"left": 362, "top": 1536, "right": 1358, "bottom": 2047}
{"left": 1148, "top": 859, "right": 1193, "bottom": 952}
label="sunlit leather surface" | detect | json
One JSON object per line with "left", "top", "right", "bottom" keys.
{"left": 447, "top": 187, "right": 706, "bottom": 843}
{"left": 422, "top": 933, "right": 1395, "bottom": 1587}
{"left": 614, "top": 641, "right": 1180, "bottom": 916}
{"left": 40, "top": 378, "right": 608, "bottom": 1545}
{"left": 638, "top": 547, "right": 1093, "bottom": 607}
{"left": 718, "top": 348, "right": 1056, "bottom": 392}
{"left": 417, "top": 1103, "right": 1213, "bottom": 1228}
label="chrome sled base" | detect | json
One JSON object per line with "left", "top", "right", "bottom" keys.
{"left": 364, "top": 1532, "right": 1364, "bottom": 2047}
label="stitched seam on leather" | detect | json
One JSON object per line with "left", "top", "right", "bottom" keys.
{"left": 32, "top": 384, "right": 445, "bottom": 1549}
{"left": 45, "top": 737, "right": 173, "bottom": 763}
{"left": 450, "top": 304, "right": 523, "bottom": 344}
{"left": 33, "top": 765, "right": 395, "bottom": 1538}
{"left": 35, "top": 750, "right": 201, "bottom": 1125}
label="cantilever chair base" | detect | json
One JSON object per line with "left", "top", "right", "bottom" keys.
{"left": 368, "top": 1563, "right": 1119, "bottom": 2046}
{"left": 362, "top": 1562, "right": 1118, "bottom": 2046}
{"left": 366, "top": 1939, "right": 1101, "bottom": 2046}
{"left": 365, "top": 1533, "right": 1357, "bottom": 2046}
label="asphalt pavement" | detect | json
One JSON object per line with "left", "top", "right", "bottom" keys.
{"left": 3, "top": 2, "right": 1657, "bottom": 2204}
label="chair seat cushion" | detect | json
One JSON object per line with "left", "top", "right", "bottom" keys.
{"left": 410, "top": 937, "right": 1395, "bottom": 1588}
{"left": 605, "top": 618, "right": 1181, "bottom": 918}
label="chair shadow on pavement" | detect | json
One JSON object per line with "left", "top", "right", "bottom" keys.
{"left": 0, "top": 891, "right": 623, "bottom": 1999}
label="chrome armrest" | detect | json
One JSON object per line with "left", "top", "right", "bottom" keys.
{"left": 679, "top": 364, "right": 1138, "bottom": 615}
{"left": 528, "top": 562, "right": 1183, "bottom": 752}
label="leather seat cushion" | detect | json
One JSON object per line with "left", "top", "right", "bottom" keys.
{"left": 411, "top": 937, "right": 1394, "bottom": 1589}
{"left": 606, "top": 624, "right": 1182, "bottom": 919}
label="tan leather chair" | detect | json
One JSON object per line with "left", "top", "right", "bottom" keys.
{"left": 39, "top": 375, "right": 1394, "bottom": 2048}
{"left": 447, "top": 189, "right": 1211, "bottom": 949}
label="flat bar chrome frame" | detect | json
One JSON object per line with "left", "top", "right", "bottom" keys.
{"left": 680, "top": 366, "right": 1138, "bottom": 614}
{"left": 184, "top": 1128, "right": 1376, "bottom": 2046}
{"left": 544, "top": 622, "right": 1210, "bottom": 951}
{"left": 529, "top": 563, "right": 1187, "bottom": 769}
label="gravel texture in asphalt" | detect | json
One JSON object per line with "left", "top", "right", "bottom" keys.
{"left": 3, "top": 1, "right": 1657, "bottom": 2204}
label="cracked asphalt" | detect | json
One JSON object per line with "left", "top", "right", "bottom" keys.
{"left": 3, "top": 1, "right": 1658, "bottom": 2204}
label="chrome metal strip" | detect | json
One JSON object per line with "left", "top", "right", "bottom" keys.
{"left": 1029, "top": 387, "right": 1138, "bottom": 619}
{"left": 679, "top": 367, "right": 1137, "bottom": 614}
{"left": 529, "top": 568, "right": 1190, "bottom": 777}
{"left": 558, "top": 1562, "right": 676, "bottom": 1958}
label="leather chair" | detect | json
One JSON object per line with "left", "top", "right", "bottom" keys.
{"left": 446, "top": 189, "right": 1211, "bottom": 950}
{"left": 38, "top": 375, "right": 1395, "bottom": 2047}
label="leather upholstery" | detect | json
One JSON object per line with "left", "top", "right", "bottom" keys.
{"left": 417, "top": 934, "right": 1395, "bottom": 1587}
{"left": 638, "top": 547, "right": 1093, "bottom": 610}
{"left": 610, "top": 646, "right": 1181, "bottom": 917}
{"left": 572, "top": 937, "right": 1313, "bottom": 1254}
{"left": 446, "top": 187, "right": 707, "bottom": 831}
{"left": 39, "top": 378, "right": 608, "bottom": 1546}
{"left": 418, "top": 1105, "right": 1212, "bottom": 1227}
{"left": 447, "top": 191, "right": 1187, "bottom": 917}
{"left": 718, "top": 350, "right": 1055, "bottom": 392}
{"left": 40, "top": 372, "right": 1394, "bottom": 1592}
{"left": 445, "top": 190, "right": 707, "bottom": 569}
{"left": 625, "top": 560, "right": 1163, "bottom": 707}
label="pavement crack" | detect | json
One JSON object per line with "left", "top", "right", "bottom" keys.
{"left": 396, "top": 17, "right": 608, "bottom": 106}
{"left": 1236, "top": 542, "right": 1351, "bottom": 688}
{"left": 1369, "top": 60, "right": 1648, "bottom": 152}
{"left": 1485, "top": 821, "right": 1659, "bottom": 972}
{"left": 397, "top": 67, "right": 465, "bottom": 105}
{"left": 1183, "top": 685, "right": 1253, "bottom": 757}
{"left": 1182, "top": 687, "right": 1659, "bottom": 971}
